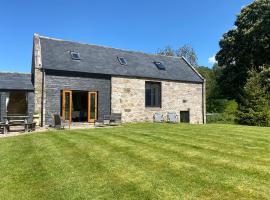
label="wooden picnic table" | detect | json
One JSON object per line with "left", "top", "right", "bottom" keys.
{"left": 1, "top": 116, "right": 35, "bottom": 134}
{"left": 4, "top": 115, "right": 29, "bottom": 124}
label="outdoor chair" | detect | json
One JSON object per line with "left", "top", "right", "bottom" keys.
{"left": 52, "top": 114, "right": 66, "bottom": 129}
{"left": 94, "top": 119, "right": 106, "bottom": 128}
{"left": 97, "top": 113, "right": 122, "bottom": 127}
{"left": 110, "top": 113, "right": 122, "bottom": 125}
{"left": 167, "top": 112, "right": 179, "bottom": 123}
{"left": 103, "top": 115, "right": 111, "bottom": 125}
{"left": 153, "top": 112, "right": 164, "bottom": 123}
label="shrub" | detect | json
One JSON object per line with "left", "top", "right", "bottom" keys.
{"left": 236, "top": 109, "right": 270, "bottom": 126}
{"left": 207, "top": 113, "right": 236, "bottom": 124}
{"left": 224, "top": 100, "right": 238, "bottom": 114}
{"left": 206, "top": 100, "right": 238, "bottom": 124}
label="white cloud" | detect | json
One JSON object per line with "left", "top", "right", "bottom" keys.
{"left": 241, "top": 5, "right": 246, "bottom": 9}
{"left": 208, "top": 55, "right": 217, "bottom": 65}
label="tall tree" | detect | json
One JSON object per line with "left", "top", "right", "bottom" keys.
{"left": 236, "top": 69, "right": 270, "bottom": 126}
{"left": 259, "top": 65, "right": 270, "bottom": 95}
{"left": 175, "top": 45, "right": 198, "bottom": 67}
{"left": 156, "top": 46, "right": 175, "bottom": 56}
{"left": 157, "top": 45, "right": 198, "bottom": 66}
{"left": 216, "top": 0, "right": 270, "bottom": 100}
{"left": 197, "top": 66, "right": 220, "bottom": 112}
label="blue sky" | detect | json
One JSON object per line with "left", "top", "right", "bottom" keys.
{"left": 0, "top": 0, "right": 253, "bottom": 72}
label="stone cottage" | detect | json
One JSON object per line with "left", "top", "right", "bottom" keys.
{"left": 0, "top": 34, "right": 206, "bottom": 126}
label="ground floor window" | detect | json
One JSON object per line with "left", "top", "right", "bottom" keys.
{"left": 6, "top": 91, "right": 28, "bottom": 115}
{"left": 145, "top": 81, "right": 161, "bottom": 107}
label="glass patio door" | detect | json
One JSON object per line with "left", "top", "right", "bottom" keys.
{"left": 88, "top": 92, "right": 97, "bottom": 122}
{"left": 62, "top": 90, "right": 72, "bottom": 122}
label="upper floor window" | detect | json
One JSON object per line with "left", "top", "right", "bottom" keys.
{"left": 145, "top": 81, "right": 161, "bottom": 107}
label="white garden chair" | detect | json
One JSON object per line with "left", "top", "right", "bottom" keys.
{"left": 153, "top": 112, "right": 164, "bottom": 123}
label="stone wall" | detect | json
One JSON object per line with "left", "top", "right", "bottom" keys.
{"left": 32, "top": 34, "right": 44, "bottom": 126}
{"left": 111, "top": 76, "right": 204, "bottom": 124}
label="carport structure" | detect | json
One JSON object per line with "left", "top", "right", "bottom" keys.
{"left": 0, "top": 73, "right": 34, "bottom": 123}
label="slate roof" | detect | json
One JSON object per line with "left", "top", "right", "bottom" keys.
{"left": 39, "top": 36, "right": 204, "bottom": 83}
{"left": 0, "top": 73, "right": 34, "bottom": 90}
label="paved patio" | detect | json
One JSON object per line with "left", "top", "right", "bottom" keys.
{"left": 0, "top": 122, "right": 116, "bottom": 138}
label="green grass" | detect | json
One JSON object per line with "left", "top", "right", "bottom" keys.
{"left": 0, "top": 123, "right": 269, "bottom": 200}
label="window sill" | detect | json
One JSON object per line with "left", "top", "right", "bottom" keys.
{"left": 145, "top": 107, "right": 162, "bottom": 111}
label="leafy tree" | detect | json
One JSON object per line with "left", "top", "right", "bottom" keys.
{"left": 236, "top": 69, "right": 270, "bottom": 126}
{"left": 224, "top": 100, "right": 238, "bottom": 114}
{"left": 157, "top": 45, "right": 198, "bottom": 66}
{"left": 156, "top": 46, "right": 175, "bottom": 56}
{"left": 175, "top": 45, "right": 198, "bottom": 66}
{"left": 216, "top": 0, "right": 270, "bottom": 100}
{"left": 196, "top": 66, "right": 220, "bottom": 112}
{"left": 259, "top": 65, "right": 270, "bottom": 94}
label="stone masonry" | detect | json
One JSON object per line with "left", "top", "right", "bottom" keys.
{"left": 32, "top": 34, "right": 44, "bottom": 126}
{"left": 111, "top": 76, "right": 204, "bottom": 124}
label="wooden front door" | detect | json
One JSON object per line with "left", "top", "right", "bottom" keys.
{"left": 62, "top": 90, "right": 72, "bottom": 122}
{"left": 88, "top": 92, "right": 97, "bottom": 122}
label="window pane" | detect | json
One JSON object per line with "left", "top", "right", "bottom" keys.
{"left": 145, "top": 88, "right": 151, "bottom": 106}
{"left": 90, "top": 93, "right": 96, "bottom": 119}
{"left": 64, "top": 93, "right": 71, "bottom": 120}
{"left": 145, "top": 82, "right": 161, "bottom": 107}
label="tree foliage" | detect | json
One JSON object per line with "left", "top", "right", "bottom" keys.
{"left": 259, "top": 65, "right": 270, "bottom": 93}
{"left": 196, "top": 66, "right": 220, "bottom": 112}
{"left": 216, "top": 0, "right": 270, "bottom": 100}
{"left": 175, "top": 45, "right": 198, "bottom": 66}
{"left": 157, "top": 45, "right": 198, "bottom": 66}
{"left": 156, "top": 46, "right": 175, "bottom": 57}
{"left": 236, "top": 69, "right": 270, "bottom": 126}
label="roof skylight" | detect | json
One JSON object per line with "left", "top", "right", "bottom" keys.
{"left": 117, "top": 57, "right": 127, "bottom": 65}
{"left": 154, "top": 61, "right": 165, "bottom": 70}
{"left": 70, "top": 51, "right": 81, "bottom": 60}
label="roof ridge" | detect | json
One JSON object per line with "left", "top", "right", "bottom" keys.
{"left": 0, "top": 71, "right": 31, "bottom": 75}
{"left": 37, "top": 34, "right": 182, "bottom": 60}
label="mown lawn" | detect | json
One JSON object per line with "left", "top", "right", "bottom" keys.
{"left": 0, "top": 123, "right": 269, "bottom": 200}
